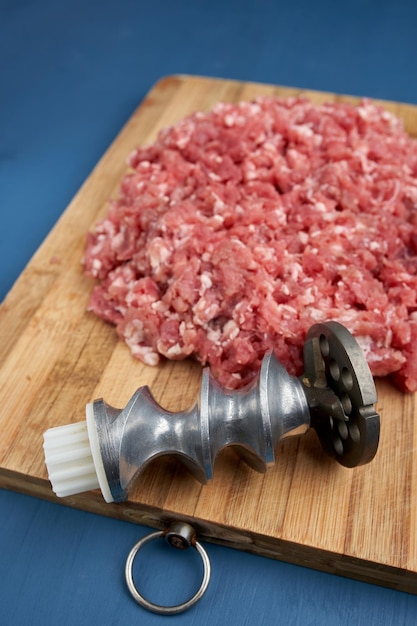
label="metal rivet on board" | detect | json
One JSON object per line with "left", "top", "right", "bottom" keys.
{"left": 125, "top": 522, "right": 211, "bottom": 615}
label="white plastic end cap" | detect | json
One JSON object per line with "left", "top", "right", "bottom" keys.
{"left": 43, "top": 405, "right": 113, "bottom": 503}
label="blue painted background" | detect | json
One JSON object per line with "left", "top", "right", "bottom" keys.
{"left": 1, "top": 1, "right": 416, "bottom": 623}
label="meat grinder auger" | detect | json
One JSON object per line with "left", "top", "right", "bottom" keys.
{"left": 43, "top": 320, "right": 380, "bottom": 614}
{"left": 43, "top": 321, "right": 380, "bottom": 504}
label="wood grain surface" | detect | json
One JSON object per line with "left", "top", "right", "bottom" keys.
{"left": 1, "top": 75, "right": 416, "bottom": 593}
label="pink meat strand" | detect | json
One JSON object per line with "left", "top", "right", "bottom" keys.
{"left": 83, "top": 97, "right": 417, "bottom": 391}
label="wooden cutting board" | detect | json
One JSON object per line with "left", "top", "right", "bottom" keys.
{"left": 1, "top": 75, "right": 416, "bottom": 594}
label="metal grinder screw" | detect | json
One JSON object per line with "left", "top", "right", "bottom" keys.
{"left": 43, "top": 321, "right": 380, "bottom": 503}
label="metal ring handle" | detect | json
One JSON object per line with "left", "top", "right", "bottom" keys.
{"left": 125, "top": 525, "right": 211, "bottom": 615}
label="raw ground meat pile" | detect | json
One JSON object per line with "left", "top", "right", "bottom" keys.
{"left": 83, "top": 96, "right": 417, "bottom": 392}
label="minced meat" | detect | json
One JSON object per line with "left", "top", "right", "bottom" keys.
{"left": 83, "top": 97, "right": 417, "bottom": 391}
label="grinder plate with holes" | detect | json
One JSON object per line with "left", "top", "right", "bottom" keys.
{"left": 301, "top": 321, "right": 380, "bottom": 467}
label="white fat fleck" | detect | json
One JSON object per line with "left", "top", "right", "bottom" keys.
{"left": 254, "top": 245, "right": 274, "bottom": 261}
{"left": 179, "top": 320, "right": 195, "bottom": 336}
{"left": 357, "top": 106, "right": 370, "bottom": 120}
{"left": 149, "top": 239, "right": 171, "bottom": 273}
{"left": 193, "top": 302, "right": 221, "bottom": 325}
{"left": 110, "top": 276, "right": 126, "bottom": 289}
{"left": 223, "top": 319, "right": 239, "bottom": 340}
{"left": 289, "top": 262, "right": 303, "bottom": 281}
{"left": 264, "top": 140, "right": 278, "bottom": 152}
{"left": 329, "top": 243, "right": 344, "bottom": 255}
{"left": 381, "top": 110, "right": 399, "bottom": 130}
{"left": 165, "top": 343, "right": 183, "bottom": 357}
{"left": 209, "top": 214, "right": 224, "bottom": 227}
{"left": 92, "top": 258, "right": 102, "bottom": 271}
{"left": 245, "top": 168, "right": 257, "bottom": 181}
{"left": 130, "top": 345, "right": 160, "bottom": 366}
{"left": 354, "top": 221, "right": 367, "bottom": 231}
{"left": 303, "top": 180, "right": 315, "bottom": 202}
{"left": 354, "top": 335, "right": 373, "bottom": 356}
{"left": 333, "top": 225, "right": 348, "bottom": 235}
{"left": 309, "top": 308, "right": 326, "bottom": 321}
{"left": 111, "top": 232, "right": 125, "bottom": 249}
{"left": 124, "top": 320, "right": 144, "bottom": 345}
{"left": 213, "top": 102, "right": 227, "bottom": 114}
{"left": 177, "top": 224, "right": 192, "bottom": 238}
{"left": 231, "top": 236, "right": 246, "bottom": 248}
{"left": 143, "top": 352, "right": 160, "bottom": 366}
{"left": 295, "top": 124, "right": 314, "bottom": 138}
{"left": 381, "top": 110, "right": 393, "bottom": 121}
{"left": 176, "top": 137, "right": 189, "bottom": 149}
{"left": 280, "top": 304, "right": 298, "bottom": 316}
{"left": 405, "top": 185, "right": 417, "bottom": 202}
{"left": 157, "top": 183, "right": 169, "bottom": 194}
{"left": 200, "top": 272, "right": 213, "bottom": 293}
{"left": 369, "top": 241, "right": 380, "bottom": 251}
{"left": 301, "top": 287, "right": 315, "bottom": 305}
{"left": 224, "top": 114, "right": 236, "bottom": 127}
{"left": 207, "top": 327, "right": 221, "bottom": 344}
{"left": 212, "top": 193, "right": 226, "bottom": 212}
{"left": 273, "top": 208, "right": 286, "bottom": 225}
{"left": 151, "top": 301, "right": 169, "bottom": 313}
{"left": 247, "top": 103, "right": 261, "bottom": 115}
{"left": 175, "top": 122, "right": 195, "bottom": 148}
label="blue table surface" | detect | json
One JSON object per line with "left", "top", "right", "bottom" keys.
{"left": 1, "top": 0, "right": 417, "bottom": 623}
